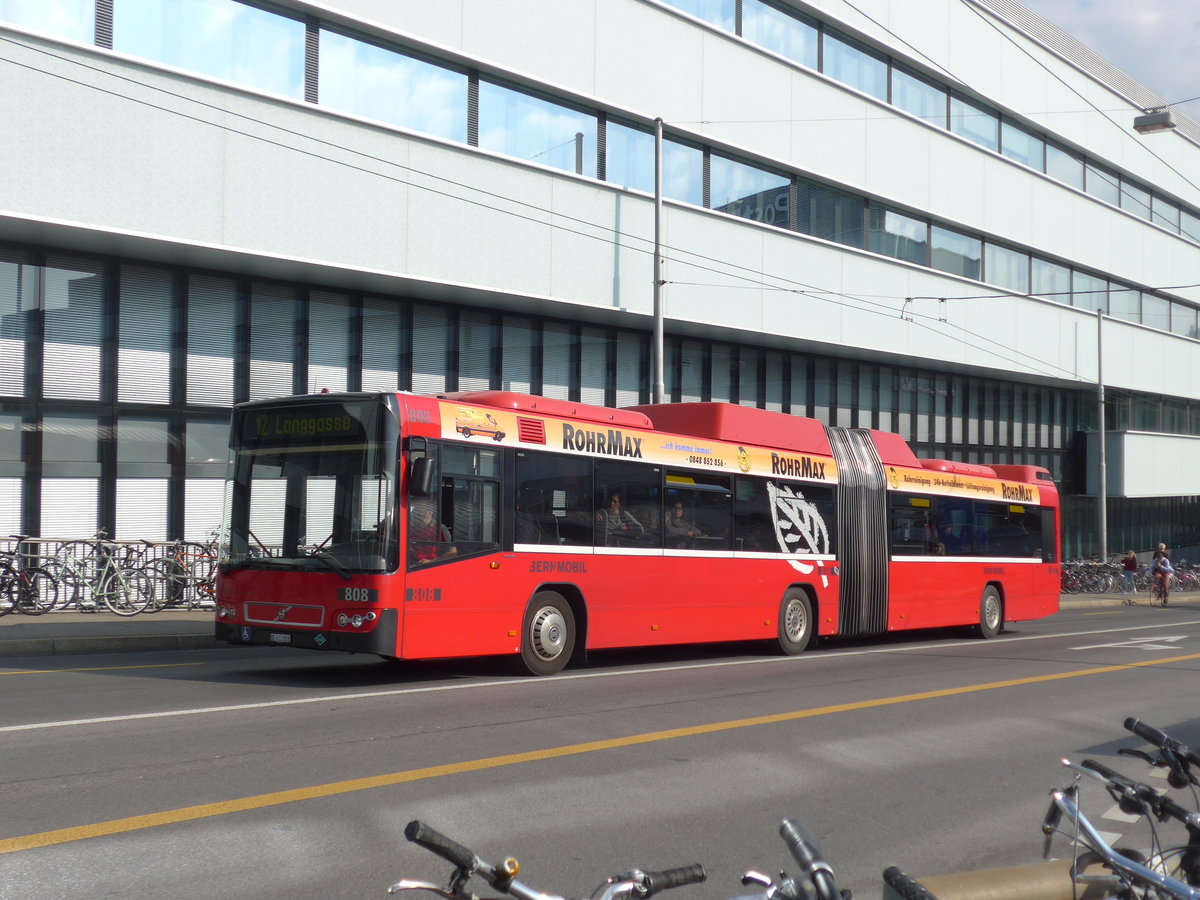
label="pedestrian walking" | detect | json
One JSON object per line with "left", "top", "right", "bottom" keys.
{"left": 1121, "top": 550, "right": 1137, "bottom": 597}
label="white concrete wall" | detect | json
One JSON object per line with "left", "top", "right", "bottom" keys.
{"left": 1090, "top": 432, "right": 1200, "bottom": 497}
{"left": 318, "top": 0, "right": 1200, "bottom": 308}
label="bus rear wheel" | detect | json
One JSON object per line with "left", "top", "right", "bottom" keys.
{"left": 520, "top": 592, "right": 575, "bottom": 675}
{"left": 975, "top": 586, "right": 1002, "bottom": 639}
{"left": 777, "top": 589, "right": 815, "bottom": 655}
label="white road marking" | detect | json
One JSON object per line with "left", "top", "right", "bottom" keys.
{"left": 1070, "top": 635, "right": 1188, "bottom": 651}
{"left": 4, "top": 618, "right": 1200, "bottom": 734}
{"left": 1103, "top": 804, "right": 1143, "bottom": 824}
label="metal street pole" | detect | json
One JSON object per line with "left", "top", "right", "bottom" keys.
{"left": 1096, "top": 308, "right": 1107, "bottom": 559}
{"left": 652, "top": 117, "right": 665, "bottom": 405}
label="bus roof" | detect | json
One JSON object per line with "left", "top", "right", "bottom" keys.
{"left": 628, "top": 402, "right": 833, "bottom": 456}
{"left": 437, "top": 391, "right": 654, "bottom": 429}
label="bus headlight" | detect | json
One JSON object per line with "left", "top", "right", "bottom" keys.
{"left": 336, "top": 611, "right": 378, "bottom": 629}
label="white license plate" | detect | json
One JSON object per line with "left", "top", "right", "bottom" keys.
{"left": 268, "top": 632, "right": 292, "bottom": 644}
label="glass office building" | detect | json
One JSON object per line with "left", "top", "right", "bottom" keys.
{"left": 1, "top": 0, "right": 1199, "bottom": 557}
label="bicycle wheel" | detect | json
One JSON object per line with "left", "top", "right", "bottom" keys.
{"left": 52, "top": 541, "right": 102, "bottom": 610}
{"left": 142, "top": 558, "right": 186, "bottom": 612}
{"left": 181, "top": 545, "right": 218, "bottom": 609}
{"left": 97, "top": 569, "right": 154, "bottom": 616}
{"left": 14, "top": 567, "right": 58, "bottom": 615}
{"left": 0, "top": 571, "right": 14, "bottom": 616}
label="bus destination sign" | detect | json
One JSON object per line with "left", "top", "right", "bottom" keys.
{"left": 240, "top": 403, "right": 367, "bottom": 446}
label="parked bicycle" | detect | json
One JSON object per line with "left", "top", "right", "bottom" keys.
{"left": 392, "top": 820, "right": 707, "bottom": 900}
{"left": 885, "top": 716, "right": 1200, "bottom": 900}
{"left": 0, "top": 539, "right": 58, "bottom": 616}
{"left": 49, "top": 531, "right": 156, "bottom": 617}
{"left": 143, "top": 537, "right": 218, "bottom": 612}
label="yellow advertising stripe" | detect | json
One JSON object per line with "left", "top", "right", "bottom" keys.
{"left": 0, "top": 663, "right": 205, "bottom": 676}
{"left": 3, "top": 651, "right": 1200, "bottom": 855}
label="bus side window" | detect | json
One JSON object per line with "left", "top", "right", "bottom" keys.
{"left": 1039, "top": 508, "right": 1056, "bottom": 562}
{"left": 890, "top": 495, "right": 932, "bottom": 555}
{"left": 734, "top": 477, "right": 774, "bottom": 552}
{"left": 514, "top": 451, "right": 592, "bottom": 546}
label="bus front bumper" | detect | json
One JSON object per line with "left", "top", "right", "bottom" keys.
{"left": 215, "top": 607, "right": 399, "bottom": 657}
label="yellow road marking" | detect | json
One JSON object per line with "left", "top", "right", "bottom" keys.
{"left": 0, "top": 663, "right": 205, "bottom": 676}
{"left": 4, "top": 651, "right": 1200, "bottom": 855}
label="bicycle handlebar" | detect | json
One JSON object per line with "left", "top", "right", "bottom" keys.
{"left": 1048, "top": 789, "right": 1200, "bottom": 900}
{"left": 779, "top": 819, "right": 841, "bottom": 900}
{"left": 640, "top": 866, "right": 707, "bottom": 896}
{"left": 1124, "top": 717, "right": 1200, "bottom": 765}
{"left": 1124, "top": 717, "right": 1200, "bottom": 788}
{"left": 881, "top": 866, "right": 939, "bottom": 900}
{"left": 405, "top": 820, "right": 486, "bottom": 875}
{"left": 1079, "top": 759, "right": 1200, "bottom": 828}
{"left": 402, "top": 820, "right": 705, "bottom": 900}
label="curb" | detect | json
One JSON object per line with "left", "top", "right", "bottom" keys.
{"left": 0, "top": 634, "right": 224, "bottom": 659}
{"left": 0, "top": 596, "right": 1176, "bottom": 659}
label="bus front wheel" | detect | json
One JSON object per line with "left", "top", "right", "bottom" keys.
{"left": 777, "top": 589, "right": 815, "bottom": 654}
{"left": 520, "top": 592, "right": 575, "bottom": 675}
{"left": 975, "top": 586, "right": 1002, "bottom": 639}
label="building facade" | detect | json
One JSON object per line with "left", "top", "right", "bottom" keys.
{"left": 1, "top": 0, "right": 1199, "bottom": 557}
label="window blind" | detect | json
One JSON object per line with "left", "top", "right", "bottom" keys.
{"left": 43, "top": 254, "right": 104, "bottom": 401}
{"left": 501, "top": 317, "right": 535, "bottom": 393}
{"left": 115, "top": 479, "right": 169, "bottom": 540}
{"left": 40, "top": 478, "right": 99, "bottom": 539}
{"left": 0, "top": 479, "right": 20, "bottom": 536}
{"left": 361, "top": 297, "right": 401, "bottom": 391}
{"left": 411, "top": 305, "right": 449, "bottom": 394}
{"left": 541, "top": 322, "right": 571, "bottom": 400}
{"left": 458, "top": 309, "right": 492, "bottom": 390}
{"left": 118, "top": 266, "right": 172, "bottom": 404}
{"left": 0, "top": 248, "right": 32, "bottom": 397}
{"left": 184, "top": 479, "right": 226, "bottom": 542}
{"left": 308, "top": 290, "right": 351, "bottom": 393}
{"left": 187, "top": 275, "right": 237, "bottom": 406}
{"left": 579, "top": 326, "right": 606, "bottom": 405}
{"left": 250, "top": 282, "right": 296, "bottom": 401}
{"left": 615, "top": 332, "right": 642, "bottom": 407}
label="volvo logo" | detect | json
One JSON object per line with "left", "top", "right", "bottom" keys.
{"left": 273, "top": 606, "right": 292, "bottom": 622}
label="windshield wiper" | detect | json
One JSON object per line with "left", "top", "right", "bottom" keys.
{"left": 221, "top": 557, "right": 283, "bottom": 572}
{"left": 309, "top": 550, "right": 352, "bottom": 582}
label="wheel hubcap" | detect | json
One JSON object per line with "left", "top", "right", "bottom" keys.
{"left": 784, "top": 599, "right": 807, "bottom": 642}
{"left": 530, "top": 606, "right": 567, "bottom": 661}
{"left": 985, "top": 596, "right": 1000, "bottom": 629}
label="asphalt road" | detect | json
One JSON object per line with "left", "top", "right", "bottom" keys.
{"left": 3, "top": 603, "right": 1200, "bottom": 900}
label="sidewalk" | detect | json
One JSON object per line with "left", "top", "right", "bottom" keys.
{"left": 0, "top": 593, "right": 1157, "bottom": 659}
{"left": 0, "top": 609, "right": 220, "bottom": 658}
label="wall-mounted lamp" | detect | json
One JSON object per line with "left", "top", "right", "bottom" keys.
{"left": 1133, "top": 108, "right": 1177, "bottom": 135}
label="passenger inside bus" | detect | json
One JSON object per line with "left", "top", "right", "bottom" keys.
{"left": 596, "top": 493, "right": 644, "bottom": 545}
{"left": 409, "top": 499, "right": 455, "bottom": 562}
{"left": 665, "top": 501, "right": 705, "bottom": 547}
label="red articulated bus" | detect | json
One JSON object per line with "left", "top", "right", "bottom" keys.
{"left": 214, "top": 390, "right": 1060, "bottom": 674}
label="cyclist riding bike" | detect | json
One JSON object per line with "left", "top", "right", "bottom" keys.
{"left": 1150, "top": 550, "right": 1175, "bottom": 606}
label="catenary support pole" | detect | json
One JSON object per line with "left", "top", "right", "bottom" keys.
{"left": 653, "top": 117, "right": 665, "bottom": 405}
{"left": 1097, "top": 308, "right": 1107, "bottom": 559}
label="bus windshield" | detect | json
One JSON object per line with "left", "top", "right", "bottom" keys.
{"left": 222, "top": 396, "right": 399, "bottom": 574}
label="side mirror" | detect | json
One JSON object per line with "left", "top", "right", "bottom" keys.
{"left": 410, "top": 457, "right": 435, "bottom": 497}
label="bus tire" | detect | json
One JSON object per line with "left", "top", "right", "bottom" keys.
{"left": 520, "top": 592, "right": 575, "bottom": 675}
{"left": 975, "top": 585, "right": 1002, "bottom": 639}
{"left": 777, "top": 588, "right": 815, "bottom": 655}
